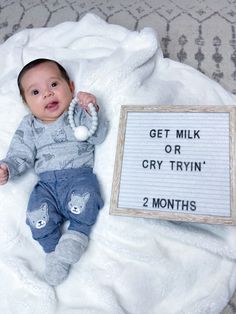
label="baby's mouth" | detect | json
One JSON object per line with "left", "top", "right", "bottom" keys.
{"left": 46, "top": 101, "right": 59, "bottom": 111}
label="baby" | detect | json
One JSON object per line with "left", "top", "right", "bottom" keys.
{"left": 0, "top": 58, "right": 108, "bottom": 285}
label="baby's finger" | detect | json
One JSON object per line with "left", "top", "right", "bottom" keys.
{"left": 0, "top": 166, "right": 7, "bottom": 175}
{"left": 0, "top": 177, "right": 8, "bottom": 185}
{"left": 0, "top": 163, "right": 8, "bottom": 170}
{"left": 87, "top": 96, "right": 96, "bottom": 105}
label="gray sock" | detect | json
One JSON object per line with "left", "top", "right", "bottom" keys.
{"left": 55, "top": 230, "right": 89, "bottom": 265}
{"left": 44, "top": 252, "right": 70, "bottom": 286}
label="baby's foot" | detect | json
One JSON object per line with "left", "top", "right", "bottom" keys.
{"left": 55, "top": 230, "right": 88, "bottom": 264}
{"left": 44, "top": 252, "right": 70, "bottom": 286}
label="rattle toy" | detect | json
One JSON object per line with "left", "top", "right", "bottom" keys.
{"left": 68, "top": 98, "right": 98, "bottom": 141}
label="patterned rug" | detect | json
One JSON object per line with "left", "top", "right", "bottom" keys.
{"left": 0, "top": 1, "right": 236, "bottom": 313}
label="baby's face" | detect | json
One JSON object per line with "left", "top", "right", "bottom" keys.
{"left": 20, "top": 61, "right": 74, "bottom": 123}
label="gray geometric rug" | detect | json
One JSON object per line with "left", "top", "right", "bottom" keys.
{"left": 0, "top": 1, "right": 236, "bottom": 313}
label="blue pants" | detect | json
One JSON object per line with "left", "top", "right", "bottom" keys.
{"left": 26, "top": 167, "right": 104, "bottom": 253}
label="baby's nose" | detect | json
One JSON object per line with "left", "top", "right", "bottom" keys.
{"left": 44, "top": 88, "right": 54, "bottom": 97}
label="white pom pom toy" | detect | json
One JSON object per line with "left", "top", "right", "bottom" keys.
{"left": 68, "top": 98, "right": 98, "bottom": 141}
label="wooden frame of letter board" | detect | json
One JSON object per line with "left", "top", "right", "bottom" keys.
{"left": 110, "top": 105, "right": 236, "bottom": 225}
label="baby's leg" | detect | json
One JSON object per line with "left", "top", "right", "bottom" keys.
{"left": 44, "top": 252, "right": 70, "bottom": 286}
{"left": 55, "top": 230, "right": 88, "bottom": 264}
{"left": 44, "top": 230, "right": 88, "bottom": 286}
{"left": 26, "top": 182, "right": 63, "bottom": 253}
{"left": 55, "top": 171, "right": 103, "bottom": 265}
{"left": 27, "top": 181, "right": 70, "bottom": 286}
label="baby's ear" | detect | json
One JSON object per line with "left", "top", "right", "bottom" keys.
{"left": 69, "top": 81, "right": 75, "bottom": 94}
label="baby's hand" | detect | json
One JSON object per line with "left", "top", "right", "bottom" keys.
{"left": 77, "top": 91, "right": 99, "bottom": 113}
{"left": 0, "top": 163, "right": 9, "bottom": 185}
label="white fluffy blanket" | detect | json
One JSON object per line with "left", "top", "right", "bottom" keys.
{"left": 0, "top": 13, "right": 236, "bottom": 314}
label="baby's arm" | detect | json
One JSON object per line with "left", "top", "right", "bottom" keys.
{"left": 1, "top": 115, "right": 36, "bottom": 180}
{"left": 0, "top": 163, "right": 9, "bottom": 185}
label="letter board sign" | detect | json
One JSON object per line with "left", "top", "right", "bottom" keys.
{"left": 110, "top": 105, "right": 236, "bottom": 225}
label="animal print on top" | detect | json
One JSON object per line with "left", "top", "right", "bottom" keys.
{"left": 52, "top": 128, "right": 67, "bottom": 143}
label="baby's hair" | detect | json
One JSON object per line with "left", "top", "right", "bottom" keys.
{"left": 17, "top": 58, "right": 71, "bottom": 101}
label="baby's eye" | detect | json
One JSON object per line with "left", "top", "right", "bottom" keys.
{"left": 51, "top": 81, "right": 58, "bottom": 88}
{"left": 32, "top": 89, "right": 39, "bottom": 96}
